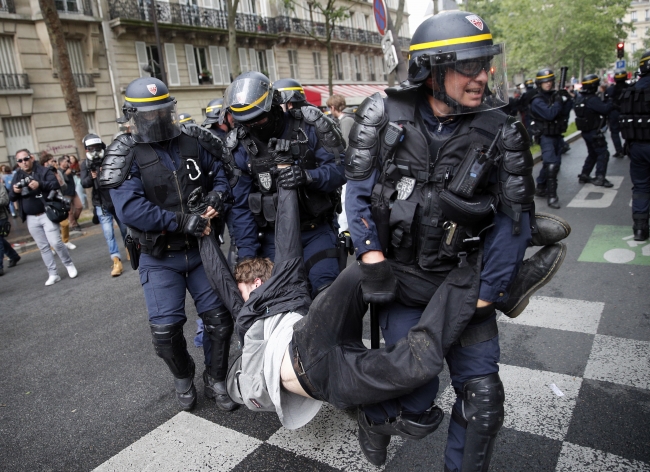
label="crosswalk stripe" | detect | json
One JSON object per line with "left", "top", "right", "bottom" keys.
{"left": 584, "top": 334, "right": 650, "bottom": 390}
{"left": 555, "top": 442, "right": 650, "bottom": 472}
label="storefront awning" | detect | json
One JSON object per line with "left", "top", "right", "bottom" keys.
{"left": 302, "top": 84, "right": 388, "bottom": 107}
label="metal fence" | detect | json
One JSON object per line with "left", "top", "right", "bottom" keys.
{"left": 0, "top": 73, "right": 30, "bottom": 90}
{"left": 0, "top": 0, "right": 15, "bottom": 14}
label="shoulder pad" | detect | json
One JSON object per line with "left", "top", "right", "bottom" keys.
{"left": 182, "top": 123, "right": 223, "bottom": 159}
{"left": 500, "top": 116, "right": 531, "bottom": 151}
{"left": 225, "top": 128, "right": 240, "bottom": 150}
{"left": 385, "top": 81, "right": 419, "bottom": 96}
{"left": 300, "top": 105, "right": 345, "bottom": 156}
{"left": 355, "top": 93, "right": 386, "bottom": 126}
{"left": 99, "top": 135, "right": 136, "bottom": 189}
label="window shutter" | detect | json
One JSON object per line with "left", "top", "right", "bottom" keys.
{"left": 219, "top": 47, "right": 231, "bottom": 84}
{"left": 66, "top": 40, "right": 85, "bottom": 74}
{"left": 164, "top": 43, "right": 180, "bottom": 86}
{"left": 248, "top": 48, "right": 258, "bottom": 72}
{"left": 209, "top": 46, "right": 223, "bottom": 84}
{"left": 0, "top": 36, "right": 17, "bottom": 75}
{"left": 238, "top": 47, "right": 249, "bottom": 73}
{"left": 185, "top": 44, "right": 199, "bottom": 85}
{"left": 360, "top": 54, "right": 367, "bottom": 81}
{"left": 342, "top": 52, "right": 351, "bottom": 81}
{"left": 265, "top": 49, "right": 277, "bottom": 82}
{"left": 135, "top": 42, "right": 149, "bottom": 78}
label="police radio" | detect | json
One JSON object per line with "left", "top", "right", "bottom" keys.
{"left": 448, "top": 126, "right": 502, "bottom": 198}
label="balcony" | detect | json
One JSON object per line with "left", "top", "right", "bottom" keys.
{"left": 56, "top": 0, "right": 93, "bottom": 16}
{"left": 0, "top": 73, "right": 30, "bottom": 90}
{"left": 0, "top": 0, "right": 15, "bottom": 14}
{"left": 73, "top": 73, "right": 95, "bottom": 88}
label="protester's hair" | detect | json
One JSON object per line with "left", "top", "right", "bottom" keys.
{"left": 326, "top": 94, "right": 347, "bottom": 112}
{"left": 57, "top": 155, "right": 70, "bottom": 165}
{"left": 15, "top": 148, "right": 31, "bottom": 159}
{"left": 234, "top": 258, "right": 273, "bottom": 284}
{"left": 40, "top": 152, "right": 54, "bottom": 166}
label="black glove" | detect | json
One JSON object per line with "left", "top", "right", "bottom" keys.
{"left": 358, "top": 259, "right": 397, "bottom": 304}
{"left": 554, "top": 93, "right": 564, "bottom": 104}
{"left": 204, "top": 191, "right": 224, "bottom": 214}
{"left": 276, "top": 164, "right": 312, "bottom": 189}
{"left": 268, "top": 138, "right": 293, "bottom": 165}
{"left": 175, "top": 212, "right": 208, "bottom": 238}
{"left": 558, "top": 89, "right": 571, "bottom": 98}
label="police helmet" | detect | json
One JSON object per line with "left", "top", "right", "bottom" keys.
{"left": 203, "top": 98, "right": 226, "bottom": 126}
{"left": 535, "top": 69, "right": 555, "bottom": 87}
{"left": 525, "top": 78, "right": 534, "bottom": 88}
{"left": 614, "top": 69, "right": 627, "bottom": 83}
{"left": 581, "top": 74, "right": 600, "bottom": 93}
{"left": 123, "top": 78, "right": 180, "bottom": 143}
{"left": 178, "top": 112, "right": 195, "bottom": 124}
{"left": 273, "top": 78, "right": 307, "bottom": 105}
{"left": 407, "top": 11, "right": 508, "bottom": 115}
{"left": 223, "top": 71, "right": 276, "bottom": 124}
{"left": 640, "top": 50, "right": 650, "bottom": 76}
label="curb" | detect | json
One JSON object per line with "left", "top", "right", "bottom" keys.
{"left": 532, "top": 130, "right": 582, "bottom": 165}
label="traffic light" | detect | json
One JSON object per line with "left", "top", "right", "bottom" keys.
{"left": 617, "top": 42, "right": 625, "bottom": 59}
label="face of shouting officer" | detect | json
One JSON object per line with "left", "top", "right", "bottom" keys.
{"left": 427, "top": 64, "right": 490, "bottom": 115}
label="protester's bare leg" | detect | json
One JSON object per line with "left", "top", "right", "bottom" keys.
{"left": 281, "top": 346, "right": 312, "bottom": 398}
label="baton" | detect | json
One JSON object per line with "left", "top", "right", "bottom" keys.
{"left": 370, "top": 303, "right": 380, "bottom": 349}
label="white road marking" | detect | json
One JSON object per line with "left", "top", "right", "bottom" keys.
{"left": 555, "top": 442, "right": 650, "bottom": 471}
{"left": 567, "top": 176, "right": 624, "bottom": 208}
{"left": 584, "top": 334, "right": 650, "bottom": 390}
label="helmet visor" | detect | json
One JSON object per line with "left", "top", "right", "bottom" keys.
{"left": 223, "top": 78, "right": 273, "bottom": 122}
{"left": 430, "top": 43, "right": 508, "bottom": 116}
{"left": 129, "top": 101, "right": 181, "bottom": 143}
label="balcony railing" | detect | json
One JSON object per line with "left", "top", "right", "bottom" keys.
{"left": 0, "top": 73, "right": 30, "bottom": 90}
{"left": 73, "top": 73, "right": 95, "bottom": 88}
{"left": 0, "top": 0, "right": 15, "bottom": 14}
{"left": 56, "top": 0, "right": 93, "bottom": 16}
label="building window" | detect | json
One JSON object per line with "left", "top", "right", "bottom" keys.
{"left": 194, "top": 47, "right": 211, "bottom": 84}
{"left": 0, "top": 36, "right": 28, "bottom": 90}
{"left": 55, "top": 0, "right": 81, "bottom": 13}
{"left": 313, "top": 52, "right": 322, "bottom": 80}
{"left": 633, "top": 43, "right": 638, "bottom": 53}
{"left": 3, "top": 117, "right": 34, "bottom": 162}
{"left": 367, "top": 56, "right": 375, "bottom": 81}
{"left": 353, "top": 55, "right": 361, "bottom": 81}
{"left": 632, "top": 11, "right": 638, "bottom": 22}
{"left": 84, "top": 112, "right": 96, "bottom": 134}
{"left": 135, "top": 42, "right": 163, "bottom": 80}
{"left": 646, "top": 9, "right": 649, "bottom": 21}
{"left": 208, "top": 46, "right": 231, "bottom": 85}
{"left": 288, "top": 50, "right": 299, "bottom": 78}
{"left": 335, "top": 54, "right": 343, "bottom": 80}
{"left": 66, "top": 39, "right": 94, "bottom": 88}
{"left": 632, "top": 29, "right": 638, "bottom": 38}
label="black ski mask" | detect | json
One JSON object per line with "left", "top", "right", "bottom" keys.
{"left": 248, "top": 105, "right": 285, "bottom": 143}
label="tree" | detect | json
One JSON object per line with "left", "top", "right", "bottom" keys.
{"left": 38, "top": 0, "right": 88, "bottom": 157}
{"left": 283, "top": 0, "right": 350, "bottom": 94}
{"left": 226, "top": 0, "right": 241, "bottom": 78}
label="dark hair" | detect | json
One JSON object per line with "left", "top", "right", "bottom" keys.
{"left": 40, "top": 152, "right": 54, "bottom": 166}
{"left": 15, "top": 148, "right": 31, "bottom": 158}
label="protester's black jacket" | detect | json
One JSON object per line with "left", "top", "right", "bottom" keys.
{"left": 9, "top": 164, "right": 60, "bottom": 222}
{"left": 81, "top": 159, "right": 115, "bottom": 213}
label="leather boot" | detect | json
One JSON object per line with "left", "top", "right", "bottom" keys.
{"left": 111, "top": 256, "right": 123, "bottom": 277}
{"left": 546, "top": 164, "right": 560, "bottom": 209}
{"left": 577, "top": 173, "right": 592, "bottom": 184}
{"left": 592, "top": 175, "right": 613, "bottom": 188}
{"left": 357, "top": 410, "right": 391, "bottom": 467}
{"left": 496, "top": 242, "right": 567, "bottom": 318}
{"left": 633, "top": 214, "right": 649, "bottom": 241}
{"left": 530, "top": 213, "right": 571, "bottom": 246}
{"left": 174, "top": 359, "right": 197, "bottom": 411}
{"left": 204, "top": 370, "right": 239, "bottom": 411}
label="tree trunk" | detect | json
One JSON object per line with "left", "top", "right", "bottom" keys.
{"left": 228, "top": 0, "right": 241, "bottom": 79}
{"left": 38, "top": 0, "right": 88, "bottom": 158}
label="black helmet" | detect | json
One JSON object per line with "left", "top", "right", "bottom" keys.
{"left": 581, "top": 74, "right": 600, "bottom": 93}
{"left": 273, "top": 78, "right": 307, "bottom": 105}
{"left": 224, "top": 71, "right": 276, "bottom": 123}
{"left": 407, "top": 10, "right": 508, "bottom": 115}
{"left": 614, "top": 69, "right": 627, "bottom": 83}
{"left": 178, "top": 112, "right": 195, "bottom": 124}
{"left": 123, "top": 78, "right": 180, "bottom": 143}
{"left": 82, "top": 133, "right": 105, "bottom": 150}
{"left": 203, "top": 98, "right": 226, "bottom": 125}
{"left": 535, "top": 69, "right": 555, "bottom": 87}
{"left": 524, "top": 78, "right": 534, "bottom": 88}
{"left": 640, "top": 50, "right": 650, "bottom": 76}
{"left": 83, "top": 133, "right": 105, "bottom": 163}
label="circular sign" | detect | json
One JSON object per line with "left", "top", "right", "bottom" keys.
{"left": 373, "top": 0, "right": 387, "bottom": 36}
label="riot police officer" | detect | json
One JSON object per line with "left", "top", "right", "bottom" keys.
{"left": 605, "top": 69, "right": 628, "bottom": 158}
{"left": 202, "top": 98, "right": 235, "bottom": 141}
{"left": 178, "top": 112, "right": 195, "bottom": 124}
{"left": 345, "top": 11, "right": 566, "bottom": 470}
{"left": 530, "top": 68, "right": 574, "bottom": 209}
{"left": 223, "top": 71, "right": 346, "bottom": 295}
{"left": 273, "top": 77, "right": 309, "bottom": 110}
{"left": 100, "top": 78, "right": 238, "bottom": 411}
{"left": 519, "top": 78, "right": 537, "bottom": 133}
{"left": 575, "top": 74, "right": 615, "bottom": 187}
{"left": 620, "top": 50, "right": 650, "bottom": 241}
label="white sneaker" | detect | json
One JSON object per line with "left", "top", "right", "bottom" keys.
{"left": 65, "top": 242, "right": 77, "bottom": 250}
{"left": 45, "top": 274, "right": 61, "bottom": 286}
{"left": 65, "top": 264, "right": 78, "bottom": 278}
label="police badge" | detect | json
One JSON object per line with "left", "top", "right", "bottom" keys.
{"left": 258, "top": 172, "right": 272, "bottom": 191}
{"left": 396, "top": 176, "right": 416, "bottom": 200}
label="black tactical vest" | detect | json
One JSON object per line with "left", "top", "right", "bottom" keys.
{"left": 574, "top": 94, "right": 601, "bottom": 132}
{"left": 619, "top": 86, "right": 650, "bottom": 141}
{"left": 529, "top": 93, "right": 569, "bottom": 136}
{"left": 372, "top": 92, "right": 503, "bottom": 271}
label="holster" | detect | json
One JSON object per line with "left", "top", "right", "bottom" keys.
{"left": 371, "top": 182, "right": 395, "bottom": 254}
{"left": 125, "top": 233, "right": 141, "bottom": 270}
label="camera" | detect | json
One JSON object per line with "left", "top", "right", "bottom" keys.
{"left": 15, "top": 176, "right": 34, "bottom": 195}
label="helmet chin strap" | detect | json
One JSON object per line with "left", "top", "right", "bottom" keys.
{"left": 422, "top": 78, "right": 477, "bottom": 116}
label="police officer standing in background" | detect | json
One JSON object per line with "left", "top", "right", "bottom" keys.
{"left": 606, "top": 69, "right": 629, "bottom": 159}
{"left": 274, "top": 77, "right": 309, "bottom": 110}
{"left": 224, "top": 72, "right": 346, "bottom": 295}
{"left": 100, "top": 77, "right": 237, "bottom": 411}
{"left": 202, "top": 98, "right": 234, "bottom": 140}
{"left": 620, "top": 50, "right": 650, "bottom": 241}
{"left": 575, "top": 74, "right": 615, "bottom": 187}
{"left": 345, "top": 11, "right": 566, "bottom": 470}
{"left": 529, "top": 69, "right": 574, "bottom": 209}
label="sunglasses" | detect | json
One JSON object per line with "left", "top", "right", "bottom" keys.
{"left": 455, "top": 58, "right": 492, "bottom": 78}
{"left": 16, "top": 157, "right": 31, "bottom": 163}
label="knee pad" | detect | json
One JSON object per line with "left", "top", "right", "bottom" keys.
{"left": 150, "top": 321, "right": 194, "bottom": 379}
{"left": 461, "top": 373, "right": 505, "bottom": 435}
{"left": 202, "top": 309, "right": 234, "bottom": 342}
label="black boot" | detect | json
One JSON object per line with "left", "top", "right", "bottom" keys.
{"left": 633, "top": 214, "right": 649, "bottom": 241}
{"left": 496, "top": 243, "right": 567, "bottom": 318}
{"left": 577, "top": 173, "right": 592, "bottom": 184}
{"left": 613, "top": 151, "right": 624, "bottom": 158}
{"left": 204, "top": 370, "right": 239, "bottom": 411}
{"left": 174, "top": 359, "right": 197, "bottom": 411}
{"left": 592, "top": 175, "right": 613, "bottom": 188}
{"left": 535, "top": 184, "right": 547, "bottom": 197}
{"left": 546, "top": 163, "right": 560, "bottom": 209}
{"left": 357, "top": 410, "right": 391, "bottom": 467}
{"left": 530, "top": 213, "right": 571, "bottom": 246}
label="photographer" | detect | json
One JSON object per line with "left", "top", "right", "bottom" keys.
{"left": 9, "top": 149, "right": 77, "bottom": 285}
{"left": 80, "top": 133, "right": 127, "bottom": 277}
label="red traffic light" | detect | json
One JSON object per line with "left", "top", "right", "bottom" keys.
{"left": 617, "top": 42, "right": 624, "bottom": 49}
{"left": 617, "top": 42, "right": 625, "bottom": 59}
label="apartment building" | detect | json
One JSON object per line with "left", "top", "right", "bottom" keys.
{"left": 625, "top": 0, "right": 650, "bottom": 64}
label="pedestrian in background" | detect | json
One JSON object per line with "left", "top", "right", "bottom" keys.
{"left": 68, "top": 155, "right": 87, "bottom": 210}
{"left": 326, "top": 94, "right": 355, "bottom": 145}
{"left": 0, "top": 182, "right": 20, "bottom": 275}
{"left": 40, "top": 153, "right": 76, "bottom": 250}
{"left": 2, "top": 164, "right": 17, "bottom": 217}
{"left": 59, "top": 156, "right": 83, "bottom": 232}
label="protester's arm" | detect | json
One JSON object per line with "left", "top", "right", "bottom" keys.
{"left": 273, "top": 185, "right": 302, "bottom": 266}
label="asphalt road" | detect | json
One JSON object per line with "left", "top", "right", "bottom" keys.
{"left": 1, "top": 133, "right": 649, "bottom": 472}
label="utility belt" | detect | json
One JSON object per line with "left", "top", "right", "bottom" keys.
{"left": 129, "top": 227, "right": 198, "bottom": 259}
{"left": 530, "top": 116, "right": 568, "bottom": 137}
{"left": 619, "top": 115, "right": 650, "bottom": 141}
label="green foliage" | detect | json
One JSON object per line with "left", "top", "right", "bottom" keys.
{"left": 461, "top": 0, "right": 631, "bottom": 80}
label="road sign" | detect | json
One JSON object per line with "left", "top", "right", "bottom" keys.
{"left": 616, "top": 60, "right": 626, "bottom": 69}
{"left": 384, "top": 45, "right": 398, "bottom": 73}
{"left": 373, "top": 0, "right": 387, "bottom": 36}
{"left": 381, "top": 30, "right": 393, "bottom": 54}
